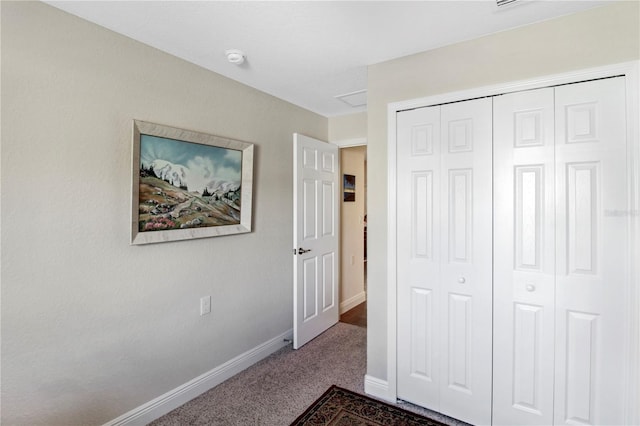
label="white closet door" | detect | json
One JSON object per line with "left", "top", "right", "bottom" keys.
{"left": 554, "top": 77, "right": 628, "bottom": 426}
{"left": 397, "top": 106, "right": 442, "bottom": 408}
{"left": 493, "top": 88, "right": 556, "bottom": 425}
{"left": 493, "top": 77, "right": 629, "bottom": 426}
{"left": 439, "top": 98, "right": 493, "bottom": 426}
{"left": 396, "top": 98, "right": 493, "bottom": 425}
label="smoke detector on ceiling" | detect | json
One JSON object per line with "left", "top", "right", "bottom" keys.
{"left": 225, "top": 49, "right": 246, "bottom": 65}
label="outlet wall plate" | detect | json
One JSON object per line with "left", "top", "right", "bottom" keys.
{"left": 200, "top": 296, "right": 211, "bottom": 315}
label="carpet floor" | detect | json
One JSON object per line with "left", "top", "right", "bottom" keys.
{"left": 150, "top": 322, "right": 467, "bottom": 426}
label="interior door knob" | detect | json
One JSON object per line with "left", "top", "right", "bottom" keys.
{"left": 298, "top": 248, "right": 311, "bottom": 254}
{"left": 458, "top": 277, "right": 466, "bottom": 284}
{"left": 526, "top": 284, "right": 536, "bottom": 292}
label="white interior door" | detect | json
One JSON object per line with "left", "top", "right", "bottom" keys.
{"left": 293, "top": 133, "right": 339, "bottom": 350}
{"left": 396, "top": 98, "right": 493, "bottom": 425}
{"left": 397, "top": 105, "right": 442, "bottom": 408}
{"left": 439, "top": 99, "right": 493, "bottom": 425}
{"left": 553, "top": 77, "right": 628, "bottom": 426}
{"left": 493, "top": 77, "right": 629, "bottom": 425}
{"left": 493, "top": 87, "right": 557, "bottom": 425}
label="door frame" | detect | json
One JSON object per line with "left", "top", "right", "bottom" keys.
{"left": 384, "top": 61, "right": 640, "bottom": 424}
{"left": 332, "top": 138, "right": 368, "bottom": 315}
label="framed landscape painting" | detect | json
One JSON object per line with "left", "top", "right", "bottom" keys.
{"left": 131, "top": 120, "right": 254, "bottom": 245}
{"left": 343, "top": 174, "right": 355, "bottom": 202}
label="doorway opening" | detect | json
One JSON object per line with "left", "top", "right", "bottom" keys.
{"left": 338, "top": 144, "right": 367, "bottom": 328}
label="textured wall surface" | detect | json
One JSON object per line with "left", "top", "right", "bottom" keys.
{"left": 365, "top": 2, "right": 640, "bottom": 381}
{"left": 329, "top": 112, "right": 367, "bottom": 143}
{"left": 1, "top": 2, "right": 326, "bottom": 424}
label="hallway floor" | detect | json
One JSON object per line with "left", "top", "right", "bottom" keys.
{"left": 340, "top": 302, "right": 366, "bottom": 328}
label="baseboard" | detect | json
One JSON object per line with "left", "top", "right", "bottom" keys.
{"left": 364, "top": 374, "right": 393, "bottom": 402}
{"left": 104, "top": 329, "right": 293, "bottom": 426}
{"left": 339, "top": 291, "right": 366, "bottom": 314}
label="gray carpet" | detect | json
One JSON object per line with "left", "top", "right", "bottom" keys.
{"left": 150, "top": 322, "right": 466, "bottom": 426}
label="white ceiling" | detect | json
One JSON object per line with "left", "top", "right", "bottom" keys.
{"left": 45, "top": 1, "right": 610, "bottom": 117}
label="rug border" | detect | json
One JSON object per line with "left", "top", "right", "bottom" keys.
{"left": 290, "top": 385, "right": 443, "bottom": 425}
{"left": 290, "top": 384, "right": 339, "bottom": 425}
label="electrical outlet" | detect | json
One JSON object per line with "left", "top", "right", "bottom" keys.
{"left": 200, "top": 296, "right": 211, "bottom": 316}
{"left": 351, "top": 255, "right": 355, "bottom": 265}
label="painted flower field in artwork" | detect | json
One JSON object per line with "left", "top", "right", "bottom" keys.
{"left": 138, "top": 134, "right": 242, "bottom": 232}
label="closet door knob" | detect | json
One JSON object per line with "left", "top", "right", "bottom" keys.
{"left": 458, "top": 277, "right": 466, "bottom": 284}
{"left": 526, "top": 284, "right": 536, "bottom": 292}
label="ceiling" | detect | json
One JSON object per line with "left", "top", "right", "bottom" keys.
{"left": 45, "top": 1, "right": 610, "bottom": 117}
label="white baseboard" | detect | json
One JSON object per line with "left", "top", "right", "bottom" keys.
{"left": 339, "top": 291, "right": 366, "bottom": 314}
{"left": 104, "top": 329, "right": 293, "bottom": 426}
{"left": 364, "top": 374, "right": 393, "bottom": 402}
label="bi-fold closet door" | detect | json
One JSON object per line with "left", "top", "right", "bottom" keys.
{"left": 396, "top": 97, "right": 493, "bottom": 425}
{"left": 396, "top": 76, "right": 629, "bottom": 426}
{"left": 493, "top": 77, "right": 628, "bottom": 425}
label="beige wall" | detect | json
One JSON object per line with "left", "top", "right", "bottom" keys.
{"left": 1, "top": 2, "right": 326, "bottom": 424}
{"left": 366, "top": 2, "right": 640, "bottom": 380}
{"left": 340, "top": 146, "right": 367, "bottom": 312}
{"left": 329, "top": 112, "right": 367, "bottom": 143}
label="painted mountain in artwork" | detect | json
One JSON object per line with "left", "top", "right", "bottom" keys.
{"left": 138, "top": 134, "right": 243, "bottom": 232}
{"left": 148, "top": 159, "right": 240, "bottom": 196}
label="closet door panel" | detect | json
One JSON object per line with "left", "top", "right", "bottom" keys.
{"left": 396, "top": 106, "right": 442, "bottom": 408}
{"left": 439, "top": 98, "right": 493, "bottom": 426}
{"left": 493, "top": 88, "right": 556, "bottom": 426}
{"left": 554, "top": 77, "right": 628, "bottom": 426}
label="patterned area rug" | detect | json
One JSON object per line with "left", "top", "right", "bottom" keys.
{"left": 290, "top": 385, "right": 447, "bottom": 425}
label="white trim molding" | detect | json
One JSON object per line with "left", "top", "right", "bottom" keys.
{"left": 364, "top": 375, "right": 392, "bottom": 402}
{"left": 624, "top": 61, "right": 640, "bottom": 424}
{"left": 386, "top": 104, "right": 398, "bottom": 404}
{"left": 339, "top": 291, "right": 366, "bottom": 314}
{"left": 387, "top": 61, "right": 640, "bottom": 425}
{"left": 330, "top": 137, "right": 367, "bottom": 148}
{"left": 103, "top": 329, "right": 293, "bottom": 426}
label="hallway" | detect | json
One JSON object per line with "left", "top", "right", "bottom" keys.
{"left": 340, "top": 302, "right": 366, "bottom": 328}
